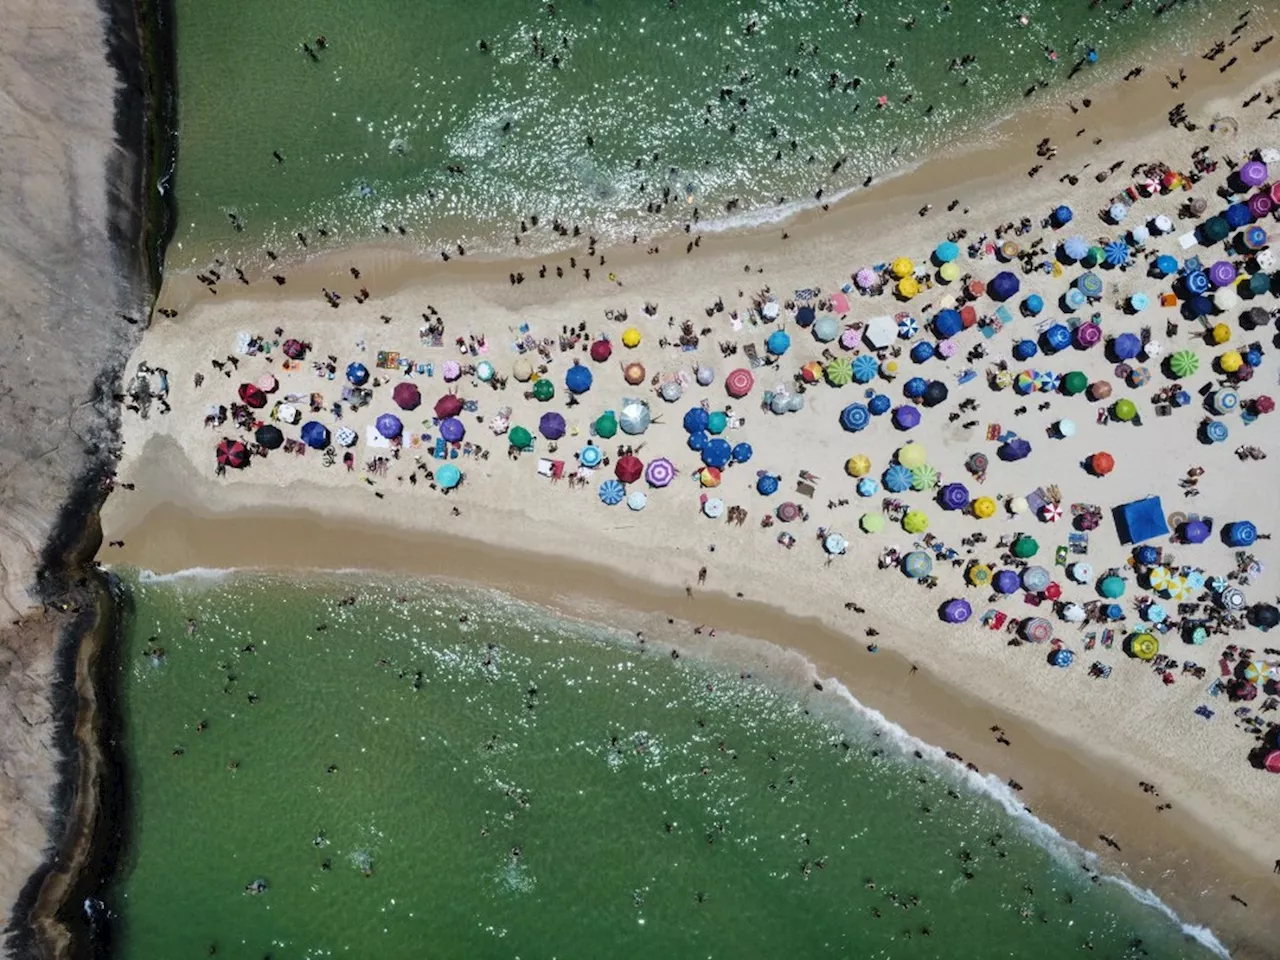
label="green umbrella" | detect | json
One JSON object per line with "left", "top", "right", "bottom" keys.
{"left": 1113, "top": 398, "right": 1137, "bottom": 422}
{"left": 1011, "top": 535, "right": 1039, "bottom": 559}
{"left": 595, "top": 413, "right": 618, "bottom": 439}
{"left": 1061, "top": 371, "right": 1088, "bottom": 396}
{"left": 707, "top": 411, "right": 728, "bottom": 435}
{"left": 910, "top": 464, "right": 938, "bottom": 491}
{"left": 860, "top": 512, "right": 885, "bottom": 533}
{"left": 825, "top": 357, "right": 853, "bottom": 386}
{"left": 1168, "top": 349, "right": 1200, "bottom": 379}
{"left": 533, "top": 379, "right": 554, "bottom": 401}
{"left": 509, "top": 426, "right": 533, "bottom": 449}
{"left": 1086, "top": 246, "right": 1106, "bottom": 267}
{"left": 1099, "top": 575, "right": 1126, "bottom": 599}
{"left": 1201, "top": 217, "right": 1229, "bottom": 243}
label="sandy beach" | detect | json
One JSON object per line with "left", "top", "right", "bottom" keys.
{"left": 101, "top": 11, "right": 1280, "bottom": 956}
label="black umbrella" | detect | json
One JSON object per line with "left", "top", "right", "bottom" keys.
{"left": 1248, "top": 603, "right": 1280, "bottom": 630}
{"left": 922, "top": 380, "right": 949, "bottom": 408}
{"left": 255, "top": 424, "right": 284, "bottom": 450}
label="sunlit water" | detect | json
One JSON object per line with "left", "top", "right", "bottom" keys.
{"left": 168, "top": 0, "right": 1227, "bottom": 268}
{"left": 108, "top": 570, "right": 1224, "bottom": 959}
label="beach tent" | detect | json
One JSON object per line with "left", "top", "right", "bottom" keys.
{"left": 1115, "top": 496, "right": 1170, "bottom": 544}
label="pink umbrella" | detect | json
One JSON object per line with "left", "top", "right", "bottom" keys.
{"left": 1272, "top": 182, "right": 1280, "bottom": 205}
{"left": 256, "top": 373, "right": 278, "bottom": 392}
{"left": 937, "top": 338, "right": 958, "bottom": 358}
{"left": 442, "top": 360, "right": 462, "bottom": 381}
{"left": 856, "top": 268, "right": 878, "bottom": 289}
{"left": 1266, "top": 749, "right": 1280, "bottom": 773}
{"left": 777, "top": 501, "right": 800, "bottom": 522}
{"left": 839, "top": 328, "right": 860, "bottom": 349}
{"left": 1042, "top": 503, "right": 1063, "bottom": 523}
{"left": 1074, "top": 323, "right": 1102, "bottom": 348}
{"left": 725, "top": 368, "right": 754, "bottom": 398}
{"left": 1249, "top": 193, "right": 1273, "bottom": 219}
{"left": 393, "top": 382, "right": 422, "bottom": 410}
{"left": 831, "top": 292, "right": 850, "bottom": 314}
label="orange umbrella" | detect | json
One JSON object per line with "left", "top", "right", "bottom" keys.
{"left": 1091, "top": 452, "right": 1115, "bottom": 475}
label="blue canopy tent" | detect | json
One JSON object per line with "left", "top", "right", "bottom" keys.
{"left": 1115, "top": 496, "right": 1170, "bottom": 544}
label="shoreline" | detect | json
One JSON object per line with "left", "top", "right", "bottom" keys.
{"left": 109, "top": 491, "right": 1275, "bottom": 958}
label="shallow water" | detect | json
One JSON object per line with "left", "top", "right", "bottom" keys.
{"left": 169, "top": 0, "right": 1226, "bottom": 268}
{"left": 108, "top": 570, "right": 1222, "bottom": 959}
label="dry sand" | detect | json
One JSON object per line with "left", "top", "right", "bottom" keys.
{"left": 102, "top": 19, "right": 1280, "bottom": 956}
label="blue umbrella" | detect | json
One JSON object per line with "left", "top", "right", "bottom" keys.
{"left": 935, "top": 240, "right": 960, "bottom": 263}
{"left": 904, "top": 377, "right": 928, "bottom": 399}
{"left": 1054, "top": 204, "right": 1074, "bottom": 226}
{"left": 993, "top": 569, "right": 1021, "bottom": 594}
{"left": 1186, "top": 294, "right": 1214, "bottom": 317}
{"left": 1104, "top": 240, "right": 1129, "bottom": 266}
{"left": 376, "top": 413, "right": 403, "bottom": 439}
{"left": 732, "top": 442, "right": 753, "bottom": 463}
{"left": 898, "top": 316, "right": 919, "bottom": 338}
{"left": 1154, "top": 254, "right": 1179, "bottom": 276}
{"left": 1224, "top": 202, "right": 1251, "bottom": 228}
{"left": 579, "top": 445, "right": 602, "bottom": 468}
{"left": 702, "top": 438, "right": 732, "bottom": 468}
{"left": 565, "top": 364, "right": 593, "bottom": 394}
{"left": 1113, "top": 332, "right": 1142, "bottom": 360}
{"left": 687, "top": 430, "right": 709, "bottom": 451}
{"left": 883, "top": 464, "right": 914, "bottom": 492}
{"left": 910, "top": 341, "right": 935, "bottom": 363}
{"left": 683, "top": 407, "right": 710, "bottom": 433}
{"left": 853, "top": 355, "right": 879, "bottom": 383}
{"left": 869, "top": 394, "right": 892, "bottom": 415}
{"left": 857, "top": 477, "right": 879, "bottom": 496}
{"left": 301, "top": 421, "right": 330, "bottom": 450}
{"left": 1063, "top": 236, "right": 1090, "bottom": 261}
{"left": 1185, "top": 270, "right": 1210, "bottom": 294}
{"left": 999, "top": 437, "right": 1031, "bottom": 461}
{"left": 440, "top": 417, "right": 466, "bottom": 443}
{"left": 934, "top": 309, "right": 963, "bottom": 338}
{"left": 1023, "top": 293, "right": 1045, "bottom": 315}
{"left": 766, "top": 330, "right": 791, "bottom": 355}
{"left": 1049, "top": 648, "right": 1075, "bottom": 668}
{"left": 598, "top": 479, "right": 625, "bottom": 505}
{"left": 539, "top": 411, "right": 566, "bottom": 439}
{"left": 989, "top": 271, "right": 1020, "bottom": 301}
{"left": 1203, "top": 420, "right": 1228, "bottom": 444}
{"left": 1136, "top": 545, "right": 1159, "bottom": 565}
{"left": 795, "top": 305, "right": 816, "bottom": 327}
{"left": 436, "top": 463, "right": 461, "bottom": 490}
{"left": 1078, "top": 272, "right": 1104, "bottom": 299}
{"left": 1044, "top": 324, "right": 1072, "bottom": 352}
{"left": 894, "top": 406, "right": 921, "bottom": 430}
{"left": 1014, "top": 339, "right": 1039, "bottom": 361}
{"left": 840, "top": 403, "right": 870, "bottom": 432}
{"left": 1225, "top": 521, "right": 1256, "bottom": 546}
{"left": 1130, "top": 292, "right": 1149, "bottom": 311}
{"left": 756, "top": 474, "right": 779, "bottom": 495}
{"left": 346, "top": 362, "right": 369, "bottom": 385}
{"left": 1105, "top": 604, "right": 1125, "bottom": 621}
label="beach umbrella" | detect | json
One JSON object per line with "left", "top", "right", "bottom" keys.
{"left": 1038, "top": 325, "right": 1069, "bottom": 354}
{"left": 966, "top": 454, "right": 990, "bottom": 478}
{"left": 1069, "top": 562, "right": 1093, "bottom": 584}
{"left": 594, "top": 413, "right": 618, "bottom": 439}
{"left": 1036, "top": 371, "right": 1061, "bottom": 393}
{"left": 1042, "top": 502, "right": 1063, "bottom": 523}
{"left": 1098, "top": 575, "right": 1126, "bottom": 600}
{"left": 590, "top": 339, "right": 613, "bottom": 362}
{"left": 626, "top": 490, "right": 647, "bottom": 511}
{"left": 538, "top": 412, "right": 566, "bottom": 440}
{"left": 883, "top": 464, "right": 913, "bottom": 493}
{"left": 866, "top": 395, "right": 891, "bottom": 419}
{"left": 852, "top": 355, "right": 879, "bottom": 384}
{"left": 216, "top": 438, "right": 249, "bottom": 469}
{"left": 1078, "top": 272, "right": 1104, "bottom": 299}
{"left": 1225, "top": 521, "right": 1257, "bottom": 547}
{"left": 989, "top": 271, "right": 1020, "bottom": 301}
{"left": 801, "top": 360, "right": 825, "bottom": 384}
{"left": 897, "top": 277, "right": 920, "bottom": 299}
{"left": 706, "top": 411, "right": 728, "bottom": 435}
{"left": 993, "top": 569, "right": 1021, "bottom": 594}
{"left": 825, "top": 357, "right": 854, "bottom": 387}
{"left": 687, "top": 430, "right": 708, "bottom": 452}
{"left": 695, "top": 365, "right": 715, "bottom": 387}
{"left": 533, "top": 378, "right": 555, "bottom": 401}
{"left": 1243, "top": 225, "right": 1268, "bottom": 250}
{"left": 731, "top": 442, "right": 753, "bottom": 464}
{"left": 1209, "top": 260, "right": 1237, "bottom": 287}
{"left": 1168, "top": 349, "right": 1200, "bottom": 378}
{"left": 1104, "top": 240, "right": 1129, "bottom": 266}
{"left": 1153, "top": 214, "right": 1174, "bottom": 234}
{"left": 598, "top": 479, "right": 625, "bottom": 506}
{"left": 1059, "top": 371, "right": 1088, "bottom": 398}
{"left": 1008, "top": 496, "right": 1029, "bottom": 514}
{"left": 1186, "top": 270, "right": 1210, "bottom": 295}
{"left": 1211, "top": 389, "right": 1239, "bottom": 414}
{"left": 509, "top": 426, "right": 533, "bottom": 450}
{"left": 1053, "top": 204, "right": 1073, "bottom": 226}
{"left": 619, "top": 399, "right": 651, "bottom": 435}
{"left": 565, "top": 364, "right": 593, "bottom": 394}
{"left": 897, "top": 316, "right": 920, "bottom": 340}
{"left": 1090, "top": 451, "right": 1115, "bottom": 476}
{"left": 860, "top": 512, "right": 885, "bottom": 533}
{"left": 855, "top": 268, "right": 878, "bottom": 290}
{"left": 934, "top": 309, "right": 963, "bottom": 338}
{"left": 513, "top": 357, "right": 534, "bottom": 382}
{"left": 904, "top": 376, "right": 928, "bottom": 399}
{"left": 300, "top": 421, "right": 330, "bottom": 450}
{"left": 1130, "top": 292, "right": 1150, "bottom": 312}
{"left": 891, "top": 257, "right": 914, "bottom": 279}
{"left": 897, "top": 442, "right": 928, "bottom": 469}
{"left": 1220, "top": 586, "right": 1247, "bottom": 611}
{"left": 1130, "top": 225, "right": 1150, "bottom": 246}
{"left": 476, "top": 361, "right": 494, "bottom": 382}
{"left": 435, "top": 463, "right": 461, "bottom": 491}
{"left": 621, "top": 328, "right": 642, "bottom": 348}
{"left": 1182, "top": 519, "right": 1210, "bottom": 544}
{"left": 1240, "top": 159, "right": 1269, "bottom": 186}
{"left": 254, "top": 424, "right": 284, "bottom": 450}
{"left": 1225, "top": 203, "right": 1252, "bottom": 229}
{"left": 922, "top": 381, "right": 949, "bottom": 407}
{"left": 903, "top": 550, "right": 933, "bottom": 579}
{"left": 1129, "top": 365, "right": 1150, "bottom": 386}
{"left": 910, "top": 341, "right": 936, "bottom": 364}
{"left": 840, "top": 403, "right": 870, "bottom": 432}
{"left": 432, "top": 395, "right": 462, "bottom": 420}
{"left": 658, "top": 381, "right": 683, "bottom": 403}
{"left": 1049, "top": 648, "right": 1076, "bottom": 667}
{"left": 824, "top": 533, "right": 848, "bottom": 555}
{"left": 1074, "top": 322, "right": 1102, "bottom": 349}
{"left": 846, "top": 455, "right": 872, "bottom": 478}
{"left": 879, "top": 357, "right": 900, "bottom": 379}
{"left": 999, "top": 438, "right": 1032, "bottom": 461}
{"left": 1113, "top": 398, "right": 1137, "bottom": 422}
{"left": 1108, "top": 203, "right": 1128, "bottom": 223}
{"left": 813, "top": 317, "right": 840, "bottom": 343}
{"left": 334, "top": 426, "right": 358, "bottom": 448}
{"left": 439, "top": 417, "right": 465, "bottom": 443}
{"left": 1064, "top": 288, "right": 1087, "bottom": 312}
{"left": 238, "top": 382, "right": 267, "bottom": 408}
{"left": 1014, "top": 339, "right": 1039, "bottom": 362}
{"left": 700, "top": 467, "right": 722, "bottom": 488}
{"left": 939, "top": 262, "right": 961, "bottom": 282}
{"left": 902, "top": 510, "right": 929, "bottom": 534}
{"left": 943, "top": 599, "right": 973, "bottom": 624}
{"left": 1154, "top": 254, "right": 1179, "bottom": 276}
{"left": 1011, "top": 535, "right": 1039, "bottom": 559}
{"left": 1022, "top": 566, "right": 1051, "bottom": 592}
{"left": 1254, "top": 395, "right": 1275, "bottom": 415}
{"left": 935, "top": 240, "right": 960, "bottom": 262}
{"left": 683, "top": 407, "right": 710, "bottom": 434}
{"left": 756, "top": 473, "right": 779, "bottom": 496}
{"left": 1250, "top": 604, "right": 1280, "bottom": 630}
{"left": 767, "top": 330, "right": 792, "bottom": 355}
{"left": 389, "top": 382, "right": 421, "bottom": 411}
{"left": 624, "top": 362, "right": 647, "bottom": 385}
{"left": 1113, "top": 333, "right": 1142, "bottom": 361}
{"left": 579, "top": 445, "right": 602, "bottom": 468}
{"left": 614, "top": 454, "right": 643, "bottom": 484}
{"left": 967, "top": 564, "right": 993, "bottom": 588}
{"left": 1128, "top": 633, "right": 1159, "bottom": 661}
{"left": 777, "top": 501, "right": 800, "bottom": 522}
{"left": 1248, "top": 193, "right": 1274, "bottom": 221}
{"left": 283, "top": 339, "right": 307, "bottom": 360}
{"left": 725, "top": 368, "right": 754, "bottom": 397}
{"left": 893, "top": 406, "right": 921, "bottom": 430}
{"left": 1215, "top": 286, "right": 1240, "bottom": 312}
{"left": 1203, "top": 420, "right": 1228, "bottom": 444}
{"left": 1148, "top": 565, "right": 1172, "bottom": 591}
{"left": 442, "top": 360, "right": 462, "bottom": 382}
{"left": 940, "top": 482, "right": 969, "bottom": 510}
{"left": 1219, "top": 350, "right": 1243, "bottom": 374}
{"left": 1062, "top": 603, "right": 1087, "bottom": 624}
{"left": 857, "top": 477, "right": 879, "bottom": 497}
{"left": 1023, "top": 617, "right": 1054, "bottom": 643}
{"left": 702, "top": 438, "right": 732, "bottom": 469}
{"left": 795, "top": 305, "right": 817, "bottom": 326}
{"left": 972, "top": 496, "right": 997, "bottom": 519}
{"left": 910, "top": 464, "right": 939, "bottom": 491}
{"left": 1063, "top": 236, "right": 1090, "bottom": 261}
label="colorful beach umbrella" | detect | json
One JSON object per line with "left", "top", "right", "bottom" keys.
{"left": 903, "top": 551, "right": 933, "bottom": 579}
{"left": 902, "top": 510, "right": 929, "bottom": 534}
{"left": 840, "top": 403, "right": 870, "bottom": 432}
{"left": 1078, "top": 271, "right": 1104, "bottom": 299}
{"left": 883, "top": 464, "right": 913, "bottom": 493}
{"left": 216, "top": 438, "right": 249, "bottom": 469}
{"left": 1104, "top": 240, "right": 1129, "bottom": 266}
{"left": 598, "top": 479, "right": 625, "bottom": 505}
{"left": 910, "top": 464, "right": 939, "bottom": 491}
{"left": 509, "top": 426, "right": 533, "bottom": 449}
{"left": 1169, "top": 349, "right": 1200, "bottom": 378}
{"left": 725, "top": 368, "right": 754, "bottom": 397}
{"left": 645, "top": 458, "right": 675, "bottom": 488}
{"left": 565, "top": 364, "right": 593, "bottom": 394}
{"left": 852, "top": 355, "right": 879, "bottom": 383}
{"left": 825, "top": 358, "right": 854, "bottom": 386}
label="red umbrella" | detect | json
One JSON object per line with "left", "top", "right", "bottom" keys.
{"left": 282, "top": 339, "right": 306, "bottom": 359}
{"left": 1091, "top": 452, "right": 1115, "bottom": 476}
{"left": 434, "top": 394, "right": 462, "bottom": 418}
{"left": 615, "top": 454, "right": 643, "bottom": 484}
{"left": 393, "top": 383, "right": 422, "bottom": 410}
{"left": 1044, "top": 582, "right": 1063, "bottom": 601}
{"left": 238, "top": 383, "right": 267, "bottom": 408}
{"left": 590, "top": 340, "right": 613, "bottom": 362}
{"left": 725, "top": 368, "right": 754, "bottom": 398}
{"left": 777, "top": 501, "right": 800, "bottom": 522}
{"left": 966, "top": 279, "right": 986, "bottom": 299}
{"left": 1254, "top": 395, "right": 1275, "bottom": 414}
{"left": 216, "top": 438, "right": 249, "bottom": 469}
{"left": 959, "top": 305, "right": 978, "bottom": 328}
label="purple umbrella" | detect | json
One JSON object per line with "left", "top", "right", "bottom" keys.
{"left": 1113, "top": 332, "right": 1142, "bottom": 360}
{"left": 1074, "top": 323, "right": 1102, "bottom": 348}
{"left": 943, "top": 599, "right": 973, "bottom": 623}
{"left": 539, "top": 411, "right": 566, "bottom": 439}
{"left": 645, "top": 457, "right": 675, "bottom": 488}
{"left": 1182, "top": 519, "right": 1210, "bottom": 544}
{"left": 439, "top": 417, "right": 466, "bottom": 442}
{"left": 893, "top": 405, "right": 921, "bottom": 430}
{"left": 999, "top": 438, "right": 1032, "bottom": 461}
{"left": 1239, "top": 160, "right": 1269, "bottom": 187}
{"left": 376, "top": 413, "right": 403, "bottom": 439}
{"left": 1248, "top": 193, "right": 1273, "bottom": 220}
{"left": 1208, "top": 260, "right": 1237, "bottom": 288}
{"left": 993, "top": 569, "right": 1021, "bottom": 594}
{"left": 940, "top": 482, "right": 970, "bottom": 510}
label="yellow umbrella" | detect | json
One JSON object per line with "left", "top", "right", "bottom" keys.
{"left": 993, "top": 369, "right": 1014, "bottom": 389}
{"left": 1148, "top": 565, "right": 1171, "bottom": 590}
{"left": 971, "top": 496, "right": 997, "bottom": 519}
{"left": 1219, "top": 350, "right": 1243, "bottom": 373}
{"left": 903, "top": 509, "right": 929, "bottom": 534}
{"left": 938, "top": 262, "right": 960, "bottom": 283}
{"left": 897, "top": 442, "right": 928, "bottom": 469}
{"left": 880, "top": 359, "right": 899, "bottom": 379}
{"left": 897, "top": 276, "right": 920, "bottom": 299}
{"left": 1211, "top": 323, "right": 1231, "bottom": 345}
{"left": 699, "top": 467, "right": 721, "bottom": 488}
{"left": 1129, "top": 632, "right": 1159, "bottom": 661}
{"left": 622, "top": 327, "right": 642, "bottom": 348}
{"left": 846, "top": 455, "right": 872, "bottom": 478}
{"left": 1165, "top": 575, "right": 1193, "bottom": 601}
{"left": 967, "top": 563, "right": 993, "bottom": 587}
{"left": 891, "top": 257, "right": 914, "bottom": 279}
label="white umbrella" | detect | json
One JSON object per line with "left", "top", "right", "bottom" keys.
{"left": 762, "top": 301, "right": 780, "bottom": 320}
{"left": 864, "top": 315, "right": 898, "bottom": 350}
{"left": 695, "top": 365, "right": 715, "bottom": 386}
{"left": 1143, "top": 340, "right": 1162, "bottom": 359}
{"left": 824, "top": 533, "right": 849, "bottom": 555}
{"left": 1070, "top": 562, "right": 1093, "bottom": 583}
{"left": 334, "top": 426, "right": 358, "bottom": 447}
{"left": 1056, "top": 419, "right": 1076, "bottom": 438}
{"left": 1008, "top": 496, "right": 1029, "bottom": 514}
{"left": 1257, "top": 250, "right": 1276, "bottom": 271}
{"left": 619, "top": 399, "right": 651, "bottom": 435}
{"left": 1215, "top": 286, "right": 1240, "bottom": 312}
{"left": 627, "top": 491, "right": 647, "bottom": 511}
{"left": 1152, "top": 215, "right": 1174, "bottom": 234}
{"left": 659, "top": 380, "right": 683, "bottom": 402}
{"left": 703, "top": 497, "right": 725, "bottom": 519}
{"left": 277, "top": 403, "right": 300, "bottom": 424}
{"left": 1061, "top": 603, "right": 1087, "bottom": 623}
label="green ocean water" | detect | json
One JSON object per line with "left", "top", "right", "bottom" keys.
{"left": 168, "top": 0, "right": 1225, "bottom": 269}
{"left": 107, "top": 570, "right": 1225, "bottom": 959}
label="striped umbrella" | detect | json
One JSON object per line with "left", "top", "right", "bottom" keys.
{"left": 1169, "top": 350, "right": 1199, "bottom": 378}
{"left": 840, "top": 403, "right": 870, "bottom": 432}
{"left": 598, "top": 479, "right": 625, "bottom": 505}
{"left": 645, "top": 458, "right": 675, "bottom": 487}
{"left": 910, "top": 464, "right": 939, "bottom": 491}
{"left": 1015, "top": 371, "right": 1038, "bottom": 393}
{"left": 1036, "top": 371, "right": 1061, "bottom": 392}
{"left": 883, "top": 464, "right": 914, "bottom": 493}
{"left": 1104, "top": 240, "right": 1129, "bottom": 266}
{"left": 1062, "top": 236, "right": 1089, "bottom": 261}
{"left": 852, "top": 355, "right": 879, "bottom": 383}
{"left": 1185, "top": 270, "right": 1210, "bottom": 294}
{"left": 1023, "top": 617, "right": 1054, "bottom": 643}
{"left": 1166, "top": 576, "right": 1193, "bottom": 601}
{"left": 1148, "top": 566, "right": 1171, "bottom": 590}
{"left": 898, "top": 316, "right": 919, "bottom": 338}
{"left": 826, "top": 357, "right": 854, "bottom": 386}
{"left": 1078, "top": 272, "right": 1104, "bottom": 299}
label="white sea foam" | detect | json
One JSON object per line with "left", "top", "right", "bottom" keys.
{"left": 134, "top": 566, "right": 239, "bottom": 584}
